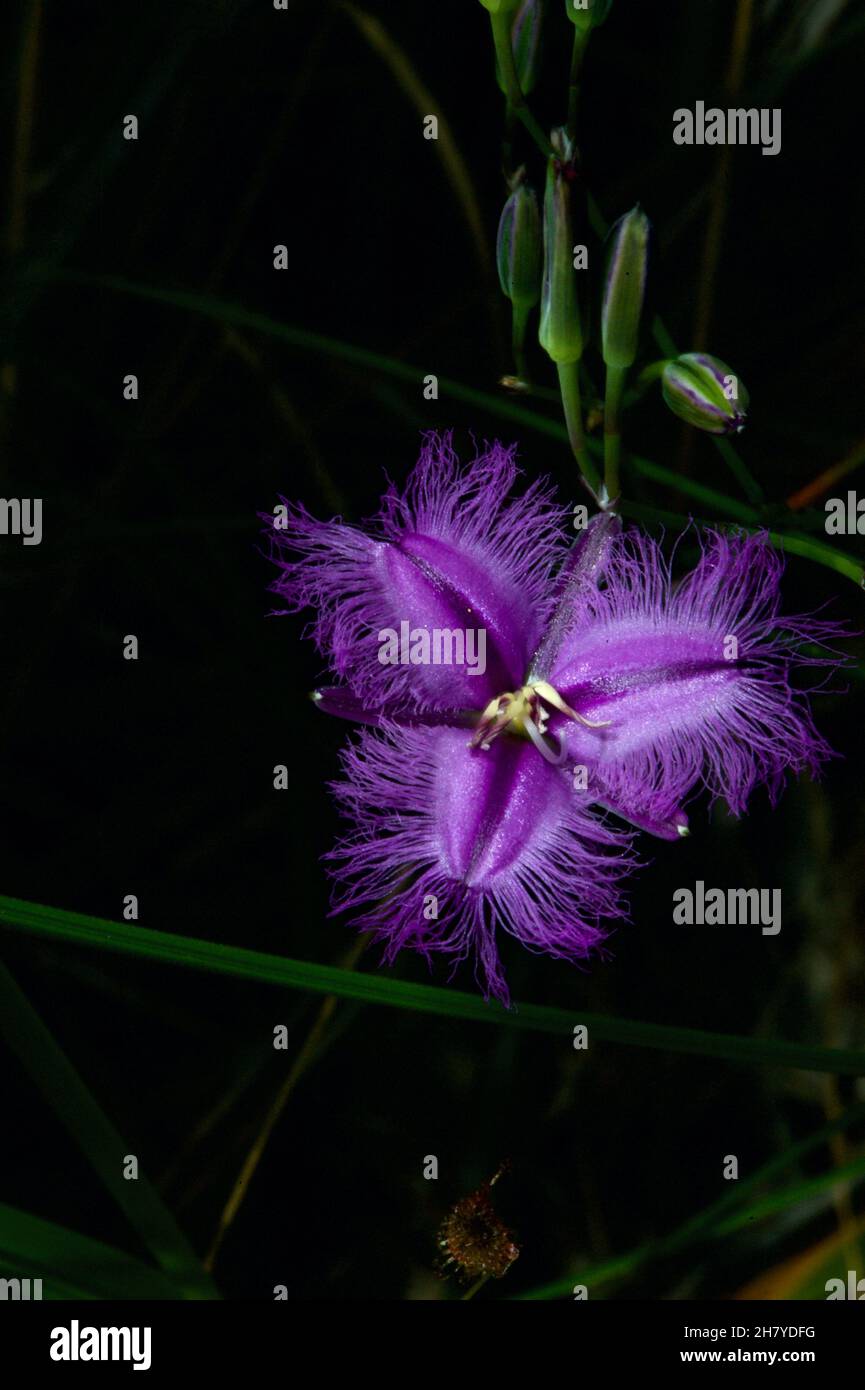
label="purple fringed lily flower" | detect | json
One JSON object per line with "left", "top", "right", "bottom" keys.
{"left": 265, "top": 433, "right": 843, "bottom": 1004}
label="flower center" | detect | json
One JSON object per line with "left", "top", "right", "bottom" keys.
{"left": 469, "top": 679, "right": 610, "bottom": 766}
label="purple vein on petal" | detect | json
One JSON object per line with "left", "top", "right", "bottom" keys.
{"left": 325, "top": 725, "right": 634, "bottom": 1005}
{"left": 264, "top": 432, "right": 569, "bottom": 712}
{"left": 552, "top": 526, "right": 848, "bottom": 826}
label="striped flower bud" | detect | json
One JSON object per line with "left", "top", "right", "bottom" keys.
{"left": 661, "top": 353, "right": 749, "bottom": 435}
{"left": 497, "top": 179, "right": 542, "bottom": 309}
{"left": 495, "top": 0, "right": 544, "bottom": 97}
{"left": 565, "top": 0, "right": 612, "bottom": 31}
{"left": 538, "top": 129, "right": 583, "bottom": 365}
{"left": 601, "top": 205, "right": 650, "bottom": 370}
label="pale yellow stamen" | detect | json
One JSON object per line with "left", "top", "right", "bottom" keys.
{"left": 469, "top": 679, "right": 610, "bottom": 761}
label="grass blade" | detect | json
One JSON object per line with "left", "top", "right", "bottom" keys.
{"left": 2, "top": 896, "right": 864, "bottom": 1075}
{"left": 33, "top": 269, "right": 862, "bottom": 584}
{"left": 0, "top": 1203, "right": 186, "bottom": 1300}
{"left": 517, "top": 1098, "right": 865, "bottom": 1299}
{"left": 0, "top": 958, "right": 218, "bottom": 1299}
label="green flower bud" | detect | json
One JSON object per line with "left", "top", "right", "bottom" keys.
{"left": 565, "top": 0, "right": 612, "bottom": 32}
{"left": 479, "top": 0, "right": 521, "bottom": 14}
{"left": 538, "top": 130, "right": 583, "bottom": 365}
{"left": 601, "top": 205, "right": 650, "bottom": 370}
{"left": 661, "top": 353, "right": 749, "bottom": 435}
{"left": 495, "top": 0, "right": 544, "bottom": 98}
{"left": 497, "top": 178, "right": 542, "bottom": 308}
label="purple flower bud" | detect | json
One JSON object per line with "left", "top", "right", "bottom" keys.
{"left": 662, "top": 352, "right": 749, "bottom": 435}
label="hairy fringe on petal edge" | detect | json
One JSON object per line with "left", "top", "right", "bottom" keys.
{"left": 591, "top": 526, "right": 849, "bottom": 818}
{"left": 261, "top": 432, "right": 570, "bottom": 710}
{"left": 323, "top": 725, "right": 636, "bottom": 1006}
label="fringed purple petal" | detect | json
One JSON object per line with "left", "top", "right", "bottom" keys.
{"left": 591, "top": 779, "right": 690, "bottom": 842}
{"left": 551, "top": 527, "right": 847, "bottom": 825}
{"left": 264, "top": 432, "right": 568, "bottom": 711}
{"left": 325, "top": 724, "right": 634, "bottom": 1005}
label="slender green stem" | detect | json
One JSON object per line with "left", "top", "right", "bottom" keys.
{"left": 511, "top": 299, "right": 530, "bottom": 381}
{"left": 603, "top": 363, "right": 627, "bottom": 504}
{"left": 711, "top": 435, "right": 764, "bottom": 506}
{"left": 557, "top": 359, "right": 602, "bottom": 500}
{"left": 635, "top": 359, "right": 669, "bottom": 391}
{"left": 489, "top": 11, "right": 555, "bottom": 159}
{"left": 648, "top": 310, "right": 679, "bottom": 361}
{"left": 566, "top": 28, "right": 589, "bottom": 138}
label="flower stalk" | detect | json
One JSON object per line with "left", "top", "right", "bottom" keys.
{"left": 558, "top": 359, "right": 602, "bottom": 499}
{"left": 538, "top": 129, "right": 602, "bottom": 500}
{"left": 566, "top": 26, "right": 590, "bottom": 136}
{"left": 603, "top": 362, "right": 626, "bottom": 505}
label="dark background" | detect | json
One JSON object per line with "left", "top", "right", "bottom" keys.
{"left": 0, "top": 0, "right": 863, "bottom": 1299}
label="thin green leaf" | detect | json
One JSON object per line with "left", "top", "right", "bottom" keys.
{"left": 621, "top": 450, "right": 758, "bottom": 523}
{"left": 766, "top": 529, "right": 864, "bottom": 587}
{"left": 517, "top": 1098, "right": 865, "bottom": 1299}
{"left": 711, "top": 1154, "right": 865, "bottom": 1238}
{"left": 0, "top": 1203, "right": 184, "bottom": 1300}
{"left": 338, "top": 3, "right": 492, "bottom": 283}
{"left": 0, "top": 958, "right": 218, "bottom": 1299}
{"left": 713, "top": 436, "right": 766, "bottom": 506}
{"left": 33, "top": 269, "right": 863, "bottom": 583}
{"left": 2, "top": 896, "right": 864, "bottom": 1075}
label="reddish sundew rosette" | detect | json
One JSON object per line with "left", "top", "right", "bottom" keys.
{"left": 437, "top": 1164, "right": 519, "bottom": 1283}
{"left": 264, "top": 433, "right": 845, "bottom": 1004}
